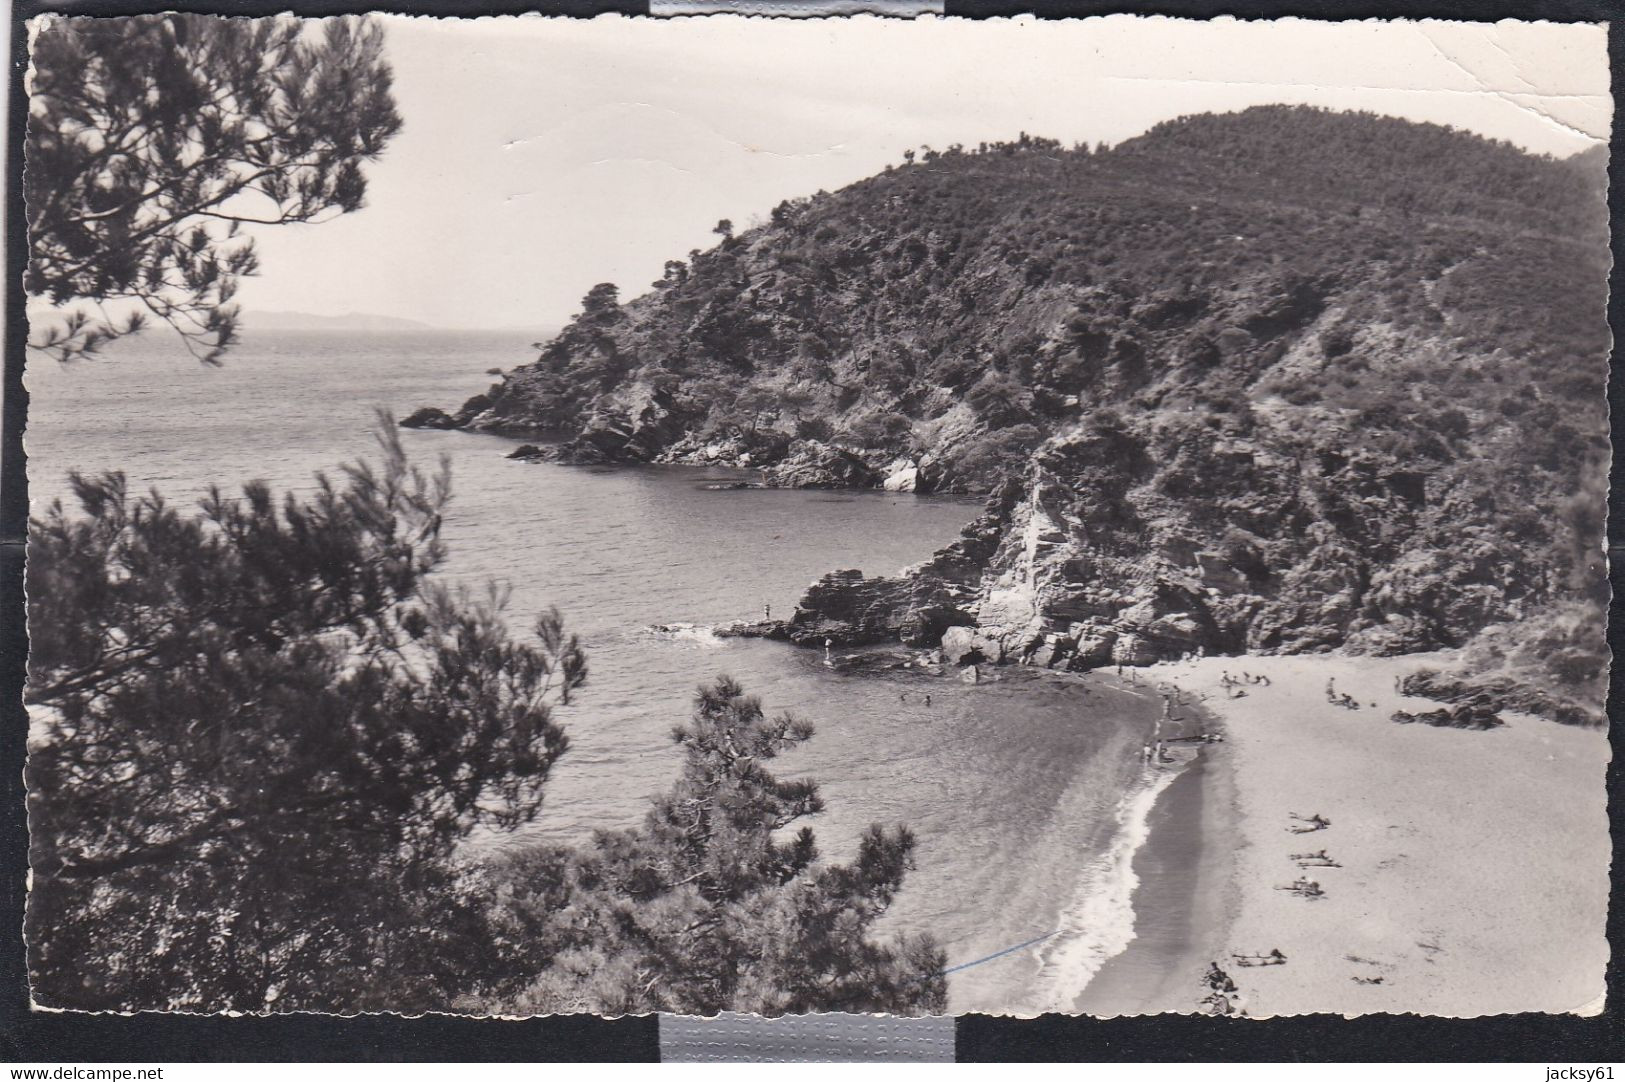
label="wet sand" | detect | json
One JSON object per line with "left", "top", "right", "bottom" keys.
{"left": 1073, "top": 745, "right": 1241, "bottom": 1015}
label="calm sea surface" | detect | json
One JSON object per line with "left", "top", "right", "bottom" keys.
{"left": 25, "top": 328, "right": 1165, "bottom": 1014}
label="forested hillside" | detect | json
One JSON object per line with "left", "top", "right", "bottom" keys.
{"left": 418, "top": 105, "right": 1609, "bottom": 720}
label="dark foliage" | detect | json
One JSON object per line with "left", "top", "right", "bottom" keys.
{"left": 446, "top": 105, "right": 1606, "bottom": 714}
{"left": 26, "top": 14, "right": 401, "bottom": 362}
{"left": 468, "top": 678, "right": 947, "bottom": 1017}
{"left": 26, "top": 423, "right": 584, "bottom": 1011}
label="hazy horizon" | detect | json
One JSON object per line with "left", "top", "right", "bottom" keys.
{"left": 110, "top": 14, "right": 1610, "bottom": 331}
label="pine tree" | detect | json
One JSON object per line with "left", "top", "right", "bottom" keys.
{"left": 487, "top": 678, "right": 948, "bottom": 1016}
{"left": 25, "top": 421, "right": 585, "bottom": 1011}
{"left": 25, "top": 14, "right": 402, "bottom": 363}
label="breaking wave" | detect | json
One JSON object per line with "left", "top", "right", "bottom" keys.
{"left": 645, "top": 621, "right": 725, "bottom": 648}
{"left": 1027, "top": 759, "right": 1186, "bottom": 1012}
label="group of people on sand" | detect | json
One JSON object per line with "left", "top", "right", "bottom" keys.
{"left": 1203, "top": 949, "right": 1289, "bottom": 1012}
{"left": 1139, "top": 681, "right": 1230, "bottom": 766}
{"left": 1201, "top": 961, "right": 1244, "bottom": 1015}
{"left": 1141, "top": 740, "right": 1175, "bottom": 765}
{"left": 1324, "top": 677, "right": 1371, "bottom": 711}
{"left": 1279, "top": 812, "right": 1335, "bottom": 897}
{"left": 1219, "top": 669, "right": 1269, "bottom": 700}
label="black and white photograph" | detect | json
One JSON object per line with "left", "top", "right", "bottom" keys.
{"left": 16, "top": 11, "right": 1612, "bottom": 1023}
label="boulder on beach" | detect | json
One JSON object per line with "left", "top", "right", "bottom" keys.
{"left": 940, "top": 625, "right": 994, "bottom": 666}
{"left": 1391, "top": 702, "right": 1505, "bottom": 731}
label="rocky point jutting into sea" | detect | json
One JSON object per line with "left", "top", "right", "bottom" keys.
{"left": 407, "top": 105, "right": 1610, "bottom": 725}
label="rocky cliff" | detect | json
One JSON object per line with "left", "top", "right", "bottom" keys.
{"left": 417, "top": 106, "right": 1610, "bottom": 718}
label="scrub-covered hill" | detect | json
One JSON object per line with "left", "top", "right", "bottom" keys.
{"left": 415, "top": 105, "right": 1610, "bottom": 721}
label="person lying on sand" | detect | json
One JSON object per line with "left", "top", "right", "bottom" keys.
{"left": 1289, "top": 849, "right": 1341, "bottom": 866}
{"left": 1232, "top": 950, "right": 1287, "bottom": 967}
{"left": 1288, "top": 813, "right": 1331, "bottom": 832}
{"left": 1277, "top": 877, "right": 1325, "bottom": 898}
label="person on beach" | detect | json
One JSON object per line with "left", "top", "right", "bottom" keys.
{"left": 764, "top": 603, "right": 771, "bottom": 621}
{"left": 924, "top": 694, "right": 931, "bottom": 707}
{"left": 1204, "top": 962, "right": 1236, "bottom": 993}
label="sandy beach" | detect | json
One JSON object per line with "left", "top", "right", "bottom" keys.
{"left": 1101, "top": 652, "right": 1612, "bottom": 1018}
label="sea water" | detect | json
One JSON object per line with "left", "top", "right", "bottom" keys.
{"left": 24, "top": 328, "right": 1167, "bottom": 1014}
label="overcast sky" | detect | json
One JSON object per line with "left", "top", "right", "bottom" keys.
{"left": 234, "top": 14, "right": 1610, "bottom": 330}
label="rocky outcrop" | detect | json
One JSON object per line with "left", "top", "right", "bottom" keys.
{"left": 402, "top": 393, "right": 495, "bottom": 431}
{"left": 400, "top": 406, "right": 459, "bottom": 430}
{"left": 553, "top": 386, "right": 689, "bottom": 465}
{"left": 762, "top": 443, "right": 881, "bottom": 490}
{"left": 1399, "top": 667, "right": 1601, "bottom": 728}
{"left": 1391, "top": 703, "right": 1505, "bottom": 731}
{"left": 781, "top": 570, "right": 913, "bottom": 647}
{"left": 403, "top": 107, "right": 1607, "bottom": 709}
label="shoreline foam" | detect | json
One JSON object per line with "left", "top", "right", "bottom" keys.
{"left": 1026, "top": 751, "right": 1190, "bottom": 1013}
{"left": 1072, "top": 739, "right": 1242, "bottom": 1016}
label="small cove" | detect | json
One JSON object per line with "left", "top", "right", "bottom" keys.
{"left": 26, "top": 329, "right": 1171, "bottom": 1013}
